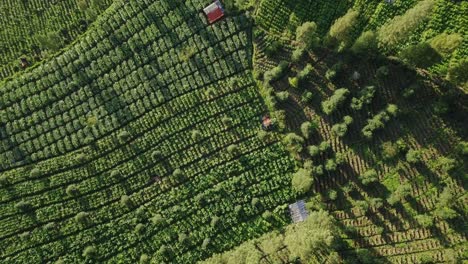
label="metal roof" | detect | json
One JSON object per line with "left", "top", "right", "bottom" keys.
{"left": 288, "top": 200, "right": 309, "bottom": 223}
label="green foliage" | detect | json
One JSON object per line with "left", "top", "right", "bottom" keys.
{"left": 151, "top": 214, "right": 165, "bottom": 226}
{"left": 75, "top": 212, "right": 90, "bottom": 224}
{"left": 429, "top": 33, "right": 463, "bottom": 57}
{"left": 118, "top": 131, "right": 131, "bottom": 142}
{"left": 139, "top": 254, "right": 150, "bottom": 264}
{"left": 191, "top": 130, "right": 203, "bottom": 141}
{"left": 415, "top": 214, "right": 434, "bottom": 228}
{"left": 15, "top": 201, "right": 33, "bottom": 213}
{"left": 301, "top": 91, "right": 314, "bottom": 103}
{"left": 275, "top": 91, "right": 290, "bottom": 102}
{"left": 447, "top": 59, "right": 468, "bottom": 87}
{"left": 0, "top": 174, "right": 10, "bottom": 186}
{"left": 360, "top": 169, "right": 378, "bottom": 185}
{"left": 288, "top": 77, "right": 299, "bottom": 88}
{"left": 433, "top": 156, "right": 457, "bottom": 173}
{"left": 325, "top": 159, "right": 337, "bottom": 171}
{"left": 319, "top": 141, "right": 331, "bottom": 152}
{"left": 30, "top": 168, "right": 41, "bottom": 178}
{"left": 292, "top": 47, "right": 306, "bottom": 62}
{"left": 82, "top": 245, "right": 97, "bottom": 259}
{"left": 291, "top": 168, "right": 313, "bottom": 194}
{"left": 351, "top": 86, "right": 376, "bottom": 110}
{"left": 399, "top": 42, "right": 442, "bottom": 68}
{"left": 406, "top": 149, "right": 423, "bottom": 164}
{"left": 322, "top": 88, "right": 350, "bottom": 115}
{"left": 351, "top": 30, "right": 378, "bottom": 55}
{"left": 265, "top": 40, "right": 283, "bottom": 57}
{"left": 227, "top": 144, "right": 239, "bottom": 155}
{"left": 308, "top": 145, "right": 320, "bottom": 157}
{"left": 134, "top": 223, "right": 145, "bottom": 235}
{"left": 66, "top": 184, "right": 80, "bottom": 197}
{"left": 283, "top": 133, "right": 305, "bottom": 154}
{"left": 120, "top": 195, "right": 133, "bottom": 208}
{"left": 264, "top": 61, "right": 289, "bottom": 83}
{"left": 377, "top": 0, "right": 435, "bottom": 49}
{"left": 381, "top": 141, "right": 400, "bottom": 160}
{"left": 297, "top": 64, "right": 314, "bottom": 83}
{"left": 295, "top": 22, "right": 320, "bottom": 50}
{"left": 328, "top": 9, "right": 360, "bottom": 47}
{"left": 301, "top": 121, "right": 318, "bottom": 139}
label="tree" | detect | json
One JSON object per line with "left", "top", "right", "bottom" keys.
{"left": 360, "top": 169, "right": 378, "bottom": 185}
{"left": 406, "top": 149, "right": 422, "bottom": 164}
{"left": 82, "top": 245, "right": 97, "bottom": 259}
{"left": 331, "top": 123, "right": 348, "bottom": 137}
{"left": 434, "top": 156, "right": 457, "bottom": 173}
{"left": 120, "top": 195, "right": 133, "bottom": 208}
{"left": 134, "top": 223, "right": 145, "bottom": 235}
{"left": 328, "top": 9, "right": 360, "bottom": 47}
{"left": 351, "top": 31, "right": 378, "bottom": 55}
{"left": 151, "top": 214, "right": 165, "bottom": 226}
{"left": 151, "top": 150, "right": 162, "bottom": 160}
{"left": 283, "top": 133, "right": 305, "bottom": 154}
{"left": 377, "top": 0, "right": 435, "bottom": 49}
{"left": 291, "top": 168, "right": 313, "bottom": 194}
{"left": 301, "top": 121, "right": 317, "bottom": 139}
{"left": 308, "top": 145, "right": 320, "bottom": 157}
{"left": 429, "top": 33, "right": 463, "bottom": 57}
{"left": 202, "top": 238, "right": 211, "bottom": 250}
{"left": 322, "top": 88, "right": 350, "bottom": 115}
{"left": 275, "top": 91, "right": 289, "bottom": 102}
{"left": 139, "top": 254, "right": 150, "bottom": 264}
{"left": 30, "top": 168, "right": 41, "bottom": 178}
{"left": 66, "top": 184, "right": 80, "bottom": 197}
{"left": 118, "top": 131, "right": 131, "bottom": 142}
{"left": 296, "top": 22, "right": 320, "bottom": 50}
{"left": 222, "top": 116, "right": 233, "bottom": 127}
{"left": 447, "top": 59, "right": 468, "bottom": 87}
{"left": 415, "top": 214, "right": 434, "bottom": 228}
{"left": 399, "top": 42, "right": 441, "bottom": 68}
{"left": 227, "top": 144, "right": 239, "bottom": 155}
{"left": 75, "top": 212, "right": 90, "bottom": 224}
{"left": 319, "top": 141, "right": 331, "bottom": 152}
{"left": 0, "top": 175, "right": 9, "bottom": 186}
{"left": 381, "top": 141, "right": 399, "bottom": 160}
{"left": 191, "top": 130, "right": 203, "bottom": 141}
{"left": 325, "top": 159, "right": 337, "bottom": 171}
{"left": 292, "top": 47, "right": 306, "bottom": 62}
{"left": 15, "top": 201, "right": 33, "bottom": 213}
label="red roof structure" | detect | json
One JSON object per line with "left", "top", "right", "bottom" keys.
{"left": 204, "top": 0, "right": 225, "bottom": 24}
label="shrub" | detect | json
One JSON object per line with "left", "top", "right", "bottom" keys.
{"left": 291, "top": 47, "right": 306, "bottom": 62}
{"left": 275, "top": 91, "right": 289, "bottom": 102}
{"left": 288, "top": 77, "right": 299, "bottom": 88}
{"left": 322, "top": 88, "right": 350, "bottom": 115}
{"left": 360, "top": 169, "right": 378, "bottom": 185}
{"left": 82, "top": 245, "right": 97, "bottom": 259}
{"left": 308, "top": 145, "right": 320, "bottom": 157}
{"left": 66, "top": 184, "right": 80, "bottom": 197}
{"left": 296, "top": 22, "right": 319, "bottom": 50}
{"left": 15, "top": 201, "right": 33, "bottom": 213}
{"left": 151, "top": 150, "right": 162, "bottom": 160}
{"left": 319, "top": 141, "right": 331, "bottom": 152}
{"left": 301, "top": 91, "right": 313, "bottom": 103}
{"left": 415, "top": 214, "right": 434, "bottom": 228}
{"left": 283, "top": 133, "right": 305, "bottom": 154}
{"left": 191, "top": 130, "right": 203, "bottom": 141}
{"left": 0, "top": 175, "right": 10, "bottom": 186}
{"left": 151, "top": 214, "right": 165, "bottom": 226}
{"left": 134, "top": 223, "right": 145, "bottom": 235}
{"left": 120, "top": 195, "right": 133, "bottom": 208}
{"left": 75, "top": 212, "right": 90, "bottom": 224}
{"left": 325, "top": 159, "right": 337, "bottom": 171}
{"left": 234, "top": 205, "right": 243, "bottom": 216}
{"left": 456, "top": 141, "right": 468, "bottom": 156}
{"left": 381, "top": 141, "right": 399, "bottom": 160}
{"left": 262, "top": 210, "right": 273, "bottom": 220}
{"left": 222, "top": 116, "right": 233, "bottom": 127}
{"left": 386, "top": 104, "right": 398, "bottom": 117}
{"left": 30, "top": 168, "right": 41, "bottom": 178}
{"left": 300, "top": 121, "right": 317, "bottom": 139}
{"left": 139, "top": 254, "right": 150, "bottom": 264}
{"left": 351, "top": 31, "right": 378, "bottom": 55}
{"left": 118, "top": 131, "right": 131, "bottom": 142}
{"left": 406, "top": 149, "right": 422, "bottom": 164}
{"left": 291, "top": 168, "right": 313, "bottom": 194}
{"left": 227, "top": 144, "right": 239, "bottom": 155}
{"left": 429, "top": 33, "right": 463, "bottom": 56}
{"left": 335, "top": 152, "right": 346, "bottom": 165}
{"left": 202, "top": 238, "right": 211, "bottom": 249}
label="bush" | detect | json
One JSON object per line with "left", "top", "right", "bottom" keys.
{"left": 429, "top": 33, "right": 463, "bottom": 57}
{"left": 178, "top": 233, "right": 190, "bottom": 245}
{"left": 110, "top": 170, "right": 121, "bottom": 178}
{"left": 325, "top": 159, "right": 337, "bottom": 171}
{"left": 351, "top": 30, "right": 378, "bottom": 55}
{"left": 351, "top": 86, "right": 375, "bottom": 110}
{"left": 319, "top": 141, "right": 331, "bottom": 152}
{"left": 120, "top": 195, "right": 133, "bottom": 208}
{"left": 82, "top": 245, "right": 97, "bottom": 259}
{"left": 386, "top": 104, "right": 398, "bottom": 117}
{"left": 300, "top": 121, "right": 317, "bottom": 139}
{"left": 291, "top": 168, "right": 313, "bottom": 194}
{"left": 75, "top": 212, "right": 89, "bottom": 224}
{"left": 456, "top": 141, "right": 468, "bottom": 156}
{"left": 406, "top": 149, "right": 422, "bottom": 164}
{"left": 308, "top": 145, "right": 320, "bottom": 157}
{"left": 291, "top": 47, "right": 306, "bottom": 62}
{"left": 76, "top": 153, "right": 87, "bottom": 163}
{"left": 118, "top": 131, "right": 131, "bottom": 142}
{"left": 322, "top": 88, "right": 350, "bottom": 115}
{"left": 30, "top": 168, "right": 41, "bottom": 178}
{"left": 275, "top": 91, "right": 289, "bottom": 102}
{"left": 66, "top": 184, "right": 80, "bottom": 197}
{"left": 361, "top": 110, "right": 391, "bottom": 139}
{"left": 139, "top": 254, "right": 150, "bottom": 264}
{"left": 283, "top": 133, "right": 305, "bottom": 154}
{"left": 134, "top": 223, "right": 145, "bottom": 235}
{"left": 434, "top": 206, "right": 458, "bottom": 220}
{"left": 191, "top": 130, "right": 203, "bottom": 141}
{"left": 415, "top": 214, "right": 434, "bottom": 228}
{"left": 15, "top": 201, "right": 33, "bottom": 213}
{"left": 227, "top": 144, "right": 239, "bottom": 155}
{"left": 355, "top": 200, "right": 369, "bottom": 213}
{"left": 360, "top": 169, "right": 378, "bottom": 185}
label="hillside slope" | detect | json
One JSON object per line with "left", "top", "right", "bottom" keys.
{"left": 0, "top": 0, "right": 296, "bottom": 263}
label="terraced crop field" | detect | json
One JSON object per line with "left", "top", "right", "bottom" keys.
{"left": 0, "top": 0, "right": 467, "bottom": 263}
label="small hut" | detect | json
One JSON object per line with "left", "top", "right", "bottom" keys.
{"left": 261, "top": 115, "right": 272, "bottom": 130}
{"left": 288, "top": 200, "right": 309, "bottom": 223}
{"left": 203, "top": 0, "right": 225, "bottom": 24}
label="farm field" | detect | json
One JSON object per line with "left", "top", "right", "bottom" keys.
{"left": 0, "top": 0, "right": 467, "bottom": 263}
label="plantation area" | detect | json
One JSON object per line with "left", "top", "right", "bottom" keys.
{"left": 0, "top": 0, "right": 467, "bottom": 263}
{"left": 0, "top": 0, "right": 112, "bottom": 79}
